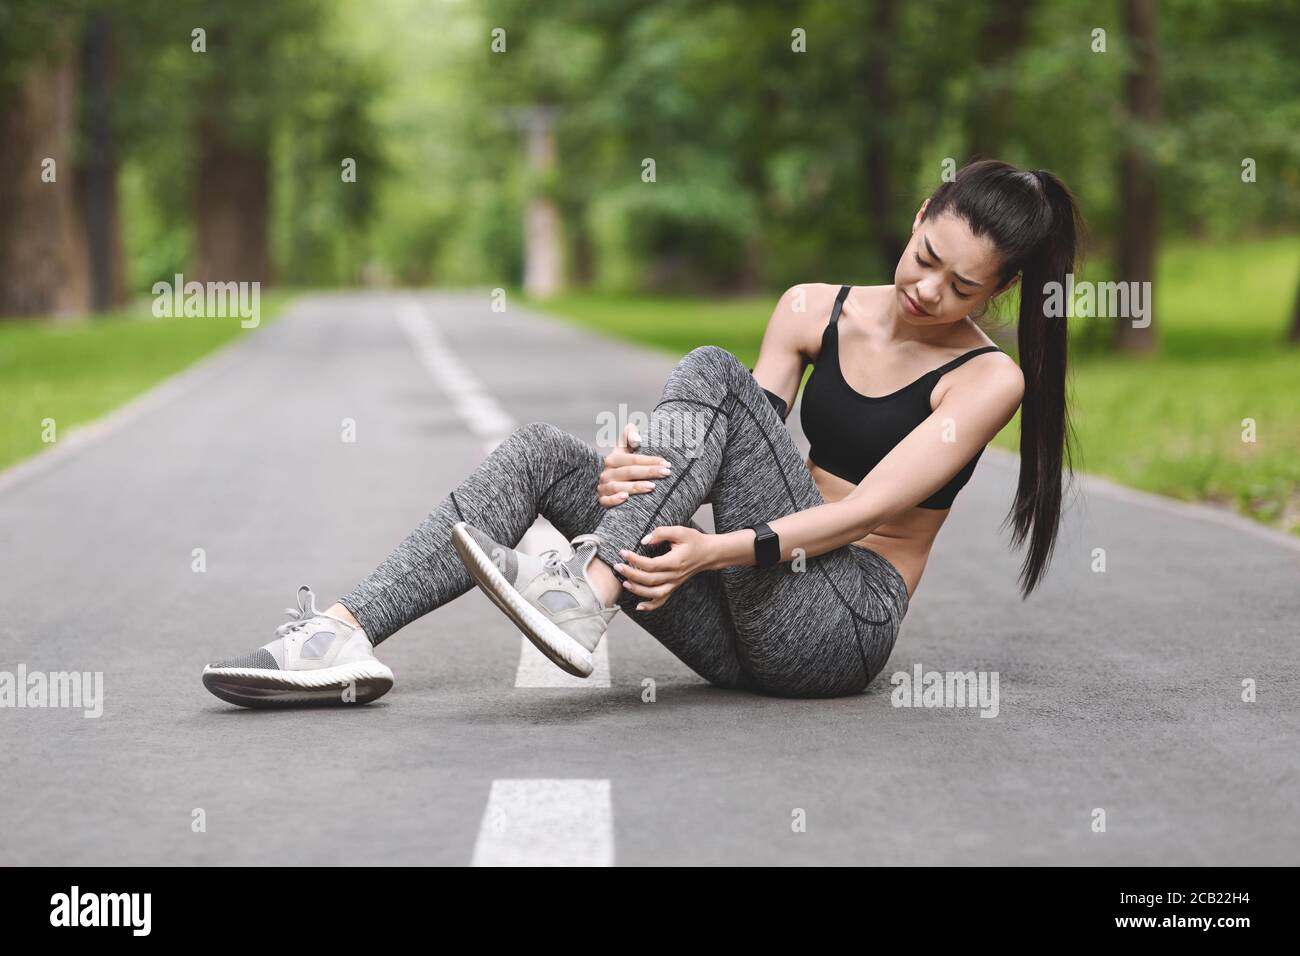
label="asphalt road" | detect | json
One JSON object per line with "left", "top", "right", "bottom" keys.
{"left": 1, "top": 290, "right": 1296, "bottom": 865}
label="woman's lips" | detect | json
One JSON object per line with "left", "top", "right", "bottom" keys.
{"left": 902, "top": 290, "right": 929, "bottom": 316}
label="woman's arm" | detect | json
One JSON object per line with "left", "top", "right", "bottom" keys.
{"left": 749, "top": 285, "right": 821, "bottom": 420}
{"left": 704, "top": 356, "right": 1026, "bottom": 570}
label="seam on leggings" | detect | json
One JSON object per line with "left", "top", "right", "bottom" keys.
{"left": 539, "top": 464, "right": 584, "bottom": 513}
{"left": 645, "top": 389, "right": 891, "bottom": 638}
{"left": 723, "top": 388, "right": 887, "bottom": 679}
{"left": 634, "top": 394, "right": 752, "bottom": 678}
{"left": 635, "top": 394, "right": 730, "bottom": 545}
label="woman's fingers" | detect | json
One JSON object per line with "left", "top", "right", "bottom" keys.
{"left": 620, "top": 577, "right": 675, "bottom": 601}
{"left": 616, "top": 564, "right": 676, "bottom": 588}
{"left": 599, "top": 428, "right": 671, "bottom": 511}
{"left": 606, "top": 479, "right": 658, "bottom": 495}
{"left": 619, "top": 422, "right": 640, "bottom": 451}
{"left": 596, "top": 479, "right": 659, "bottom": 508}
{"left": 604, "top": 454, "right": 672, "bottom": 475}
{"left": 615, "top": 548, "right": 682, "bottom": 580}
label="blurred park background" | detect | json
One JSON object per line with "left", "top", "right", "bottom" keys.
{"left": 1, "top": 0, "right": 1297, "bottom": 532}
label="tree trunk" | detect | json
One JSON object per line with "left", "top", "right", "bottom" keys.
{"left": 191, "top": 115, "right": 270, "bottom": 284}
{"left": 964, "top": 0, "right": 1034, "bottom": 161}
{"left": 0, "top": 51, "right": 89, "bottom": 317}
{"left": 1289, "top": 268, "right": 1300, "bottom": 343}
{"left": 1115, "top": 0, "right": 1161, "bottom": 353}
{"left": 521, "top": 107, "right": 564, "bottom": 298}
{"left": 76, "top": 13, "right": 126, "bottom": 312}
{"left": 862, "top": 0, "right": 905, "bottom": 274}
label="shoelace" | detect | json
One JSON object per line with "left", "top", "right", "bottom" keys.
{"left": 275, "top": 585, "right": 320, "bottom": 637}
{"left": 539, "top": 549, "right": 575, "bottom": 583}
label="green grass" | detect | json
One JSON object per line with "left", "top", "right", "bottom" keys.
{"left": 525, "top": 235, "right": 1300, "bottom": 534}
{"left": 0, "top": 291, "right": 293, "bottom": 471}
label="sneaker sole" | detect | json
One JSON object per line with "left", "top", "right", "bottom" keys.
{"left": 201, "top": 660, "right": 394, "bottom": 709}
{"left": 451, "top": 521, "right": 595, "bottom": 678}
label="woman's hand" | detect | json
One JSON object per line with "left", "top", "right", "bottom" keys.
{"left": 598, "top": 422, "right": 672, "bottom": 508}
{"left": 614, "top": 525, "right": 716, "bottom": 611}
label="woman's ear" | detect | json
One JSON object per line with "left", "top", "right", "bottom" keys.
{"left": 911, "top": 198, "right": 929, "bottom": 233}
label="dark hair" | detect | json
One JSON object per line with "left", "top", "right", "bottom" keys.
{"left": 921, "top": 159, "right": 1084, "bottom": 598}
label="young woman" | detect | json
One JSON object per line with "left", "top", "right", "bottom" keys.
{"left": 202, "top": 158, "right": 1082, "bottom": 707}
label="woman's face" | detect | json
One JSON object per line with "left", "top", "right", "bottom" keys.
{"left": 892, "top": 201, "right": 1017, "bottom": 328}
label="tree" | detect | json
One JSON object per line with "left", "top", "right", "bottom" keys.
{"left": 0, "top": 3, "right": 90, "bottom": 317}
{"left": 1115, "top": 0, "right": 1162, "bottom": 352}
{"left": 76, "top": 12, "right": 127, "bottom": 311}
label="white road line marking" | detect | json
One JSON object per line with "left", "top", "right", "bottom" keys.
{"left": 395, "top": 299, "right": 515, "bottom": 443}
{"left": 516, "top": 521, "right": 612, "bottom": 688}
{"left": 471, "top": 779, "right": 614, "bottom": 867}
{"left": 395, "top": 298, "right": 613, "bottom": 686}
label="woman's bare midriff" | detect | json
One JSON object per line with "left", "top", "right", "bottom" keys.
{"left": 807, "top": 458, "right": 946, "bottom": 600}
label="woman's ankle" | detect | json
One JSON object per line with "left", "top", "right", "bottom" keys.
{"left": 326, "top": 602, "right": 362, "bottom": 628}
{"left": 584, "top": 558, "right": 624, "bottom": 607}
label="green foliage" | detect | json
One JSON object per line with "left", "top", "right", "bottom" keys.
{"left": 0, "top": 0, "right": 85, "bottom": 92}
{"left": 587, "top": 154, "right": 759, "bottom": 292}
{"left": 11, "top": 0, "right": 1299, "bottom": 301}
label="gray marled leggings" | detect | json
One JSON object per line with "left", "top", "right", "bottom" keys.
{"left": 340, "top": 346, "right": 909, "bottom": 698}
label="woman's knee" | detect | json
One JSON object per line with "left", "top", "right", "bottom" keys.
{"left": 504, "top": 421, "right": 589, "bottom": 460}
{"left": 491, "top": 422, "right": 595, "bottom": 493}
{"left": 677, "top": 345, "right": 745, "bottom": 380}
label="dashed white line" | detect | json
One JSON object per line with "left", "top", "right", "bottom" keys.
{"left": 516, "top": 521, "right": 612, "bottom": 688}
{"left": 471, "top": 779, "right": 615, "bottom": 867}
{"left": 395, "top": 297, "right": 612, "bottom": 688}
{"left": 395, "top": 298, "right": 515, "bottom": 454}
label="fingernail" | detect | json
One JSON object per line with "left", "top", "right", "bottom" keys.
{"left": 658, "top": 467, "right": 671, "bottom": 476}
{"left": 645, "top": 482, "right": 655, "bottom": 490}
{"left": 615, "top": 564, "right": 626, "bottom": 572}
{"left": 619, "top": 549, "right": 629, "bottom": 557}
{"left": 623, "top": 581, "right": 632, "bottom": 589}
{"left": 641, "top": 534, "right": 651, "bottom": 544}
{"left": 636, "top": 604, "right": 646, "bottom": 611}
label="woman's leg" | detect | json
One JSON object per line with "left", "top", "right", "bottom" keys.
{"left": 337, "top": 420, "right": 757, "bottom": 691}
{"left": 590, "top": 346, "right": 908, "bottom": 697}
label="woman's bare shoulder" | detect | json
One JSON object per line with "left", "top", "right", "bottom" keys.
{"left": 769, "top": 282, "right": 843, "bottom": 358}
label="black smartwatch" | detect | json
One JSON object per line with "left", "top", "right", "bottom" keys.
{"left": 750, "top": 522, "right": 781, "bottom": 568}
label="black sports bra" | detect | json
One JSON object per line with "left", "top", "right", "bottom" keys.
{"left": 788, "top": 285, "right": 1001, "bottom": 510}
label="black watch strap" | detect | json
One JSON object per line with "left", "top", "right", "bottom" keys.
{"left": 751, "top": 522, "right": 781, "bottom": 568}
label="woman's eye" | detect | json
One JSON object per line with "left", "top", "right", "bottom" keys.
{"left": 917, "top": 251, "right": 974, "bottom": 300}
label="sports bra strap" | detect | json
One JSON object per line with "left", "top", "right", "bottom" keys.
{"left": 829, "top": 285, "right": 851, "bottom": 325}
{"left": 928, "top": 345, "right": 1001, "bottom": 378}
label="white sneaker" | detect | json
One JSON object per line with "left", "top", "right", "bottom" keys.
{"left": 202, "top": 586, "right": 394, "bottom": 708}
{"left": 452, "top": 522, "right": 619, "bottom": 678}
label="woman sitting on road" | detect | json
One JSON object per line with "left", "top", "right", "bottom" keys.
{"left": 202, "top": 158, "right": 1083, "bottom": 707}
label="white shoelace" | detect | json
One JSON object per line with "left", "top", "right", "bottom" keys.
{"left": 275, "top": 586, "right": 321, "bottom": 637}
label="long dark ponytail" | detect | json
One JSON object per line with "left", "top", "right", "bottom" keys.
{"left": 921, "top": 160, "right": 1084, "bottom": 597}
